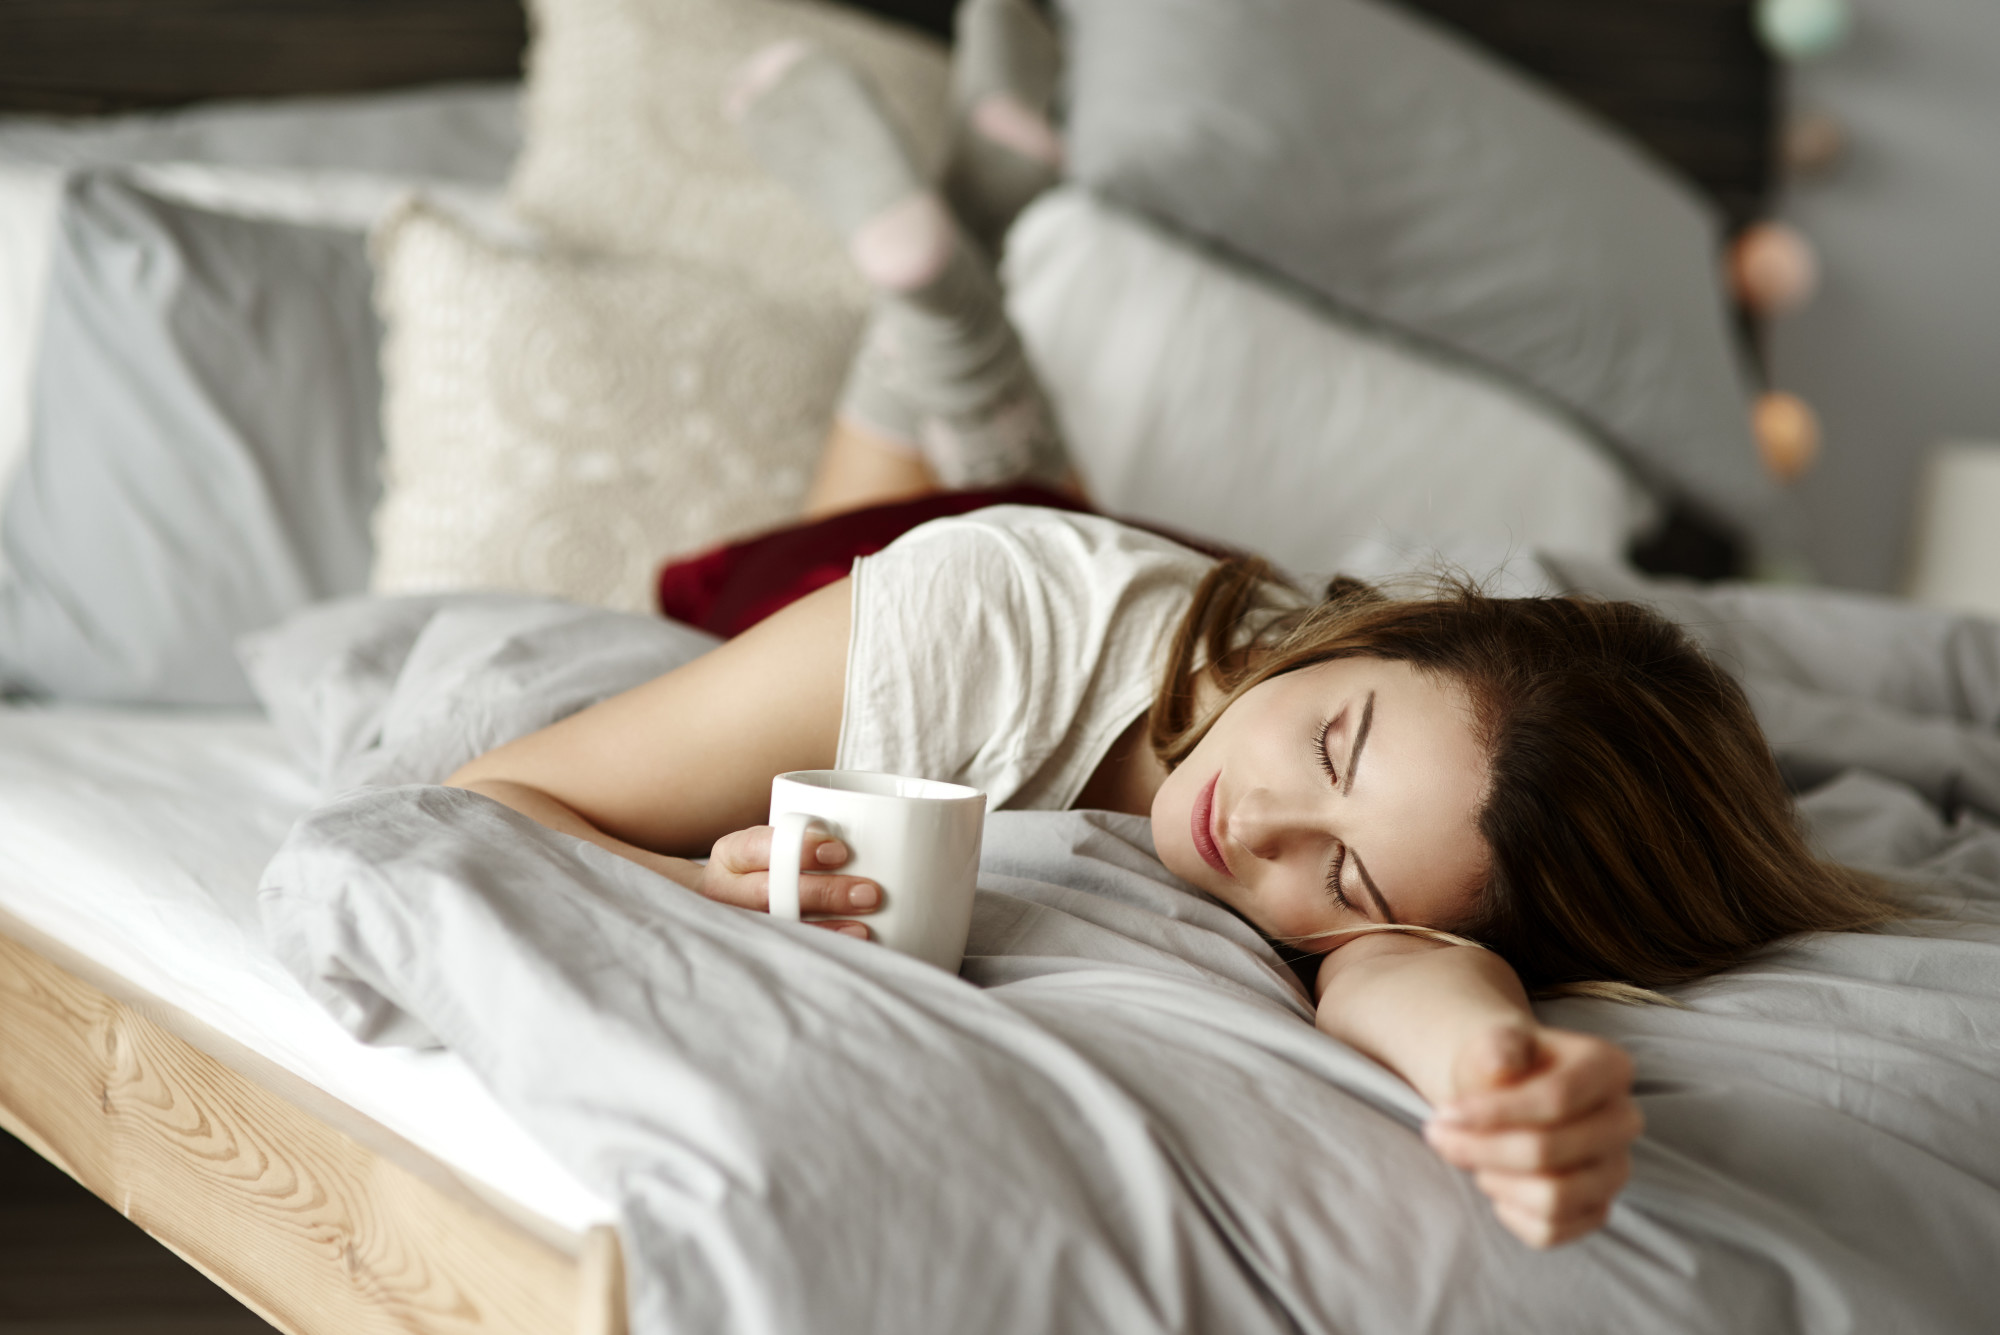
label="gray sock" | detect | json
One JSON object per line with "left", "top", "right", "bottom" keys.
{"left": 942, "top": 0, "right": 1065, "bottom": 255}
{"left": 731, "top": 41, "right": 1071, "bottom": 489}
{"left": 840, "top": 289, "right": 1070, "bottom": 489}
{"left": 729, "top": 43, "right": 929, "bottom": 248}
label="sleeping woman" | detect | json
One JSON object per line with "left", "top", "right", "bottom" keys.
{"left": 449, "top": 3, "right": 1901, "bottom": 1250}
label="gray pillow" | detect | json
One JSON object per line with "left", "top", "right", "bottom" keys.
{"left": 0, "top": 83, "right": 519, "bottom": 179}
{"left": 1059, "top": 0, "right": 1775, "bottom": 542}
{"left": 0, "top": 174, "right": 381, "bottom": 706}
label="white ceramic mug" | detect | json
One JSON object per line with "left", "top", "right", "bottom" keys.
{"left": 767, "top": 770, "right": 986, "bottom": 972}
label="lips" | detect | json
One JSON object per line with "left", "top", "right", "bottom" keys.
{"left": 1191, "top": 772, "right": 1230, "bottom": 876}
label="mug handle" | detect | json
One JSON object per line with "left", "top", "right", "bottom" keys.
{"left": 765, "top": 810, "right": 823, "bottom": 923}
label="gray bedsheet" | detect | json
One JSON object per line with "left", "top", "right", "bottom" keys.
{"left": 250, "top": 579, "right": 2000, "bottom": 1334}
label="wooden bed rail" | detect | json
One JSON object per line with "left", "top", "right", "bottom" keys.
{"left": 0, "top": 912, "right": 625, "bottom": 1335}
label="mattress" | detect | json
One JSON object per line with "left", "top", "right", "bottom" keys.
{"left": 0, "top": 700, "right": 613, "bottom": 1233}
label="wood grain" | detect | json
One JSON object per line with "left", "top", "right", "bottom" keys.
{"left": 0, "top": 927, "right": 599, "bottom": 1335}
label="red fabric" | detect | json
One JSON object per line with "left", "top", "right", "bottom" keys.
{"left": 656, "top": 486, "right": 1094, "bottom": 639}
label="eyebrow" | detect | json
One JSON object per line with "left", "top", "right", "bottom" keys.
{"left": 1341, "top": 691, "right": 1395, "bottom": 921}
{"left": 1350, "top": 852, "right": 1397, "bottom": 924}
{"left": 1341, "top": 690, "right": 1375, "bottom": 797}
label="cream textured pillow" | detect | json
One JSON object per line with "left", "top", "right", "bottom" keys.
{"left": 368, "top": 0, "right": 949, "bottom": 608}
{"left": 512, "top": 0, "right": 950, "bottom": 293}
{"left": 371, "top": 201, "right": 852, "bottom": 611}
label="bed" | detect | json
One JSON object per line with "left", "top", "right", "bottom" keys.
{"left": 0, "top": 704, "right": 622, "bottom": 1334}
{"left": 10, "top": 2, "right": 1998, "bottom": 1334}
{"left": 0, "top": 10, "right": 641, "bottom": 1331}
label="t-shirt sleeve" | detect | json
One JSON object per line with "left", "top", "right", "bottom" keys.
{"left": 836, "top": 507, "right": 1217, "bottom": 811}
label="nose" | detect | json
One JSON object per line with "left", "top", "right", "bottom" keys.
{"left": 1230, "top": 783, "right": 1327, "bottom": 863}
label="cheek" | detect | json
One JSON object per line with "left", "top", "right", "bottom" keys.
{"left": 1152, "top": 769, "right": 1205, "bottom": 876}
{"left": 1255, "top": 874, "right": 1344, "bottom": 942}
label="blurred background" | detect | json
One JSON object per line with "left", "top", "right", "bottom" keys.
{"left": 1768, "top": 0, "right": 2000, "bottom": 594}
{"left": 0, "top": 0, "right": 1997, "bottom": 1328}
{"left": 2, "top": 0, "right": 1996, "bottom": 601}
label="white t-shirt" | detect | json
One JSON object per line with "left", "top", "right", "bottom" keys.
{"left": 837, "top": 506, "right": 1294, "bottom": 811}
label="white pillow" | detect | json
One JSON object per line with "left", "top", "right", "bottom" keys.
{"left": 1058, "top": 0, "right": 1768, "bottom": 543}
{"left": 1004, "top": 188, "right": 1655, "bottom": 576}
{"left": 369, "top": 201, "right": 853, "bottom": 611}
{"left": 0, "top": 83, "right": 519, "bottom": 178}
{"left": 1, "top": 176, "right": 387, "bottom": 706}
{"left": 359, "top": 0, "right": 954, "bottom": 610}
{"left": 0, "top": 86, "right": 523, "bottom": 578}
{"left": 125, "top": 163, "right": 511, "bottom": 235}
{"left": 0, "top": 163, "right": 507, "bottom": 583}
{"left": 511, "top": 0, "right": 949, "bottom": 294}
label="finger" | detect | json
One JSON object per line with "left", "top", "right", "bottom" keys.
{"left": 803, "top": 835, "right": 851, "bottom": 869}
{"left": 729, "top": 871, "right": 882, "bottom": 914}
{"left": 809, "top": 919, "right": 872, "bottom": 940}
{"left": 796, "top": 873, "right": 881, "bottom": 916}
{"left": 700, "top": 867, "right": 882, "bottom": 915}
{"left": 713, "top": 827, "right": 852, "bottom": 873}
{"left": 1491, "top": 1197, "right": 1559, "bottom": 1249}
{"left": 1473, "top": 1157, "right": 1630, "bottom": 1229}
{"left": 709, "top": 825, "right": 775, "bottom": 876}
{"left": 1491, "top": 1195, "right": 1610, "bottom": 1249}
{"left": 696, "top": 854, "right": 773, "bottom": 909}
{"left": 1427, "top": 1099, "right": 1645, "bottom": 1173}
{"left": 1496, "top": 1183, "right": 1616, "bottom": 1247}
{"left": 1438, "top": 1037, "right": 1633, "bottom": 1130}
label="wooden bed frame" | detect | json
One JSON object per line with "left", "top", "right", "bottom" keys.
{"left": 0, "top": 3, "right": 1778, "bottom": 1330}
{"left": 0, "top": 908, "right": 624, "bottom": 1335}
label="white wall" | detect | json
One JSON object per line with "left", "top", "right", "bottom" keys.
{"left": 1770, "top": 0, "right": 2000, "bottom": 591}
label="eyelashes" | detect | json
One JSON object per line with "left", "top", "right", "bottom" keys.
{"left": 1325, "top": 842, "right": 1351, "bottom": 912}
{"left": 1312, "top": 715, "right": 1351, "bottom": 910}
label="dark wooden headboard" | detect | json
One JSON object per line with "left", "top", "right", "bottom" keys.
{"left": 1402, "top": 0, "right": 1776, "bottom": 229}
{"left": 0, "top": 1, "right": 955, "bottom": 113}
{"left": 0, "top": 0, "right": 1772, "bottom": 223}
{"left": 0, "top": 0, "right": 528, "bottom": 114}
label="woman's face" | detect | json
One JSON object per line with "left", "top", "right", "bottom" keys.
{"left": 1151, "top": 656, "right": 1492, "bottom": 947}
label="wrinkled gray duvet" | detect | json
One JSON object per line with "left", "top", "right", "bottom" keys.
{"left": 248, "top": 566, "right": 2000, "bottom": 1335}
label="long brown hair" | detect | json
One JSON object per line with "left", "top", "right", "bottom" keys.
{"left": 1150, "top": 559, "right": 1902, "bottom": 993}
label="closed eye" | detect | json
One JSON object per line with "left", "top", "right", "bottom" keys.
{"left": 1313, "top": 715, "right": 1338, "bottom": 786}
{"left": 1325, "top": 841, "right": 1353, "bottom": 912}
{"left": 1313, "top": 717, "right": 1354, "bottom": 911}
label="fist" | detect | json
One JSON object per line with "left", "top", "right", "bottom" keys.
{"left": 1424, "top": 1024, "right": 1643, "bottom": 1248}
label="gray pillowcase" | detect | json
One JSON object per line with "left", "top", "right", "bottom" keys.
{"left": 1060, "top": 0, "right": 1775, "bottom": 542}
{"left": 0, "top": 174, "right": 382, "bottom": 706}
{"left": 0, "top": 84, "right": 519, "bottom": 179}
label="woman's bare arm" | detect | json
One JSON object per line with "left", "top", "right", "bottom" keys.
{"left": 446, "top": 578, "right": 877, "bottom": 919}
{"left": 1317, "top": 935, "right": 1642, "bottom": 1247}
{"left": 1316, "top": 934, "right": 1537, "bottom": 1103}
{"left": 451, "top": 576, "right": 852, "bottom": 848}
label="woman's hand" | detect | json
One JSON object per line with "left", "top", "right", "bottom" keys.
{"left": 1422, "top": 1023, "right": 1642, "bottom": 1249}
{"left": 1311, "top": 936, "right": 1641, "bottom": 1248}
{"left": 696, "top": 825, "right": 882, "bottom": 938}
